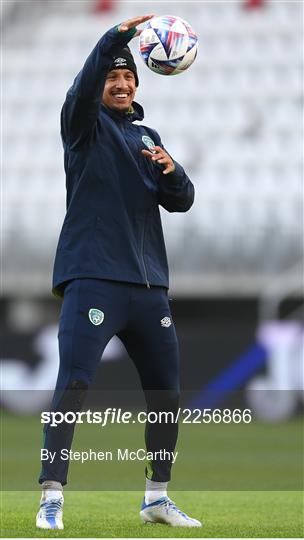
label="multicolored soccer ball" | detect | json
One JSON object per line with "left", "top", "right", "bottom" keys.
{"left": 139, "top": 15, "right": 198, "bottom": 76}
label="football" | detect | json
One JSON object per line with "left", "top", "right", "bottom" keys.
{"left": 139, "top": 15, "right": 198, "bottom": 76}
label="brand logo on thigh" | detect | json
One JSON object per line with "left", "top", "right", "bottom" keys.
{"left": 88, "top": 308, "right": 104, "bottom": 326}
{"left": 160, "top": 316, "right": 172, "bottom": 328}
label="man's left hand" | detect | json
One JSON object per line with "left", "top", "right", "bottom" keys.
{"left": 142, "top": 146, "right": 175, "bottom": 175}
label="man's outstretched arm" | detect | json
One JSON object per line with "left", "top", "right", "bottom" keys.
{"left": 61, "top": 15, "right": 153, "bottom": 147}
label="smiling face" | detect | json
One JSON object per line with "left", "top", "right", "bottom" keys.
{"left": 102, "top": 69, "right": 136, "bottom": 112}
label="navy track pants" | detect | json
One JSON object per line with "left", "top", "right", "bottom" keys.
{"left": 39, "top": 278, "right": 180, "bottom": 486}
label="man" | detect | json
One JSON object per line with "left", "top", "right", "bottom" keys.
{"left": 36, "top": 14, "right": 201, "bottom": 530}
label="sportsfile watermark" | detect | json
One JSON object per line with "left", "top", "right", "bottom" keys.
{"left": 2, "top": 390, "right": 303, "bottom": 491}
{"left": 41, "top": 407, "right": 253, "bottom": 427}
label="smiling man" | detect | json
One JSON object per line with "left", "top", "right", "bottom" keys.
{"left": 36, "top": 15, "right": 201, "bottom": 531}
{"left": 103, "top": 54, "right": 137, "bottom": 111}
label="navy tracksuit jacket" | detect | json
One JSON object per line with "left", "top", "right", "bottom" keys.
{"left": 40, "top": 26, "right": 195, "bottom": 486}
{"left": 52, "top": 25, "right": 194, "bottom": 297}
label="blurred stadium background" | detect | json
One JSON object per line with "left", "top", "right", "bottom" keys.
{"left": 1, "top": 0, "right": 303, "bottom": 425}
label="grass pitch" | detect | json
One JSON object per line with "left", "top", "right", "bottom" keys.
{"left": 1, "top": 490, "right": 303, "bottom": 538}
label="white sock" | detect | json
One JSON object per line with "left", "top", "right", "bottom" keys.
{"left": 145, "top": 479, "right": 168, "bottom": 504}
{"left": 41, "top": 481, "right": 63, "bottom": 500}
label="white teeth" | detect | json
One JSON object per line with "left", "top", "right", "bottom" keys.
{"left": 114, "top": 94, "right": 128, "bottom": 98}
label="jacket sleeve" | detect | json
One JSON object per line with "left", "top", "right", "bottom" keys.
{"left": 152, "top": 132, "right": 195, "bottom": 213}
{"left": 61, "top": 26, "right": 136, "bottom": 148}
{"left": 158, "top": 159, "right": 195, "bottom": 213}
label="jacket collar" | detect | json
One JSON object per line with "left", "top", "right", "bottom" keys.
{"left": 101, "top": 101, "right": 144, "bottom": 122}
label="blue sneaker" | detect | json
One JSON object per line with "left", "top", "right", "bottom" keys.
{"left": 140, "top": 497, "right": 202, "bottom": 527}
{"left": 36, "top": 493, "right": 64, "bottom": 530}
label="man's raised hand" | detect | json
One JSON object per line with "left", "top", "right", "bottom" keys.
{"left": 118, "top": 15, "right": 155, "bottom": 37}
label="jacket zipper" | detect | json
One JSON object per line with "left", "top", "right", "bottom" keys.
{"left": 141, "top": 217, "right": 150, "bottom": 288}
{"left": 120, "top": 118, "right": 150, "bottom": 288}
